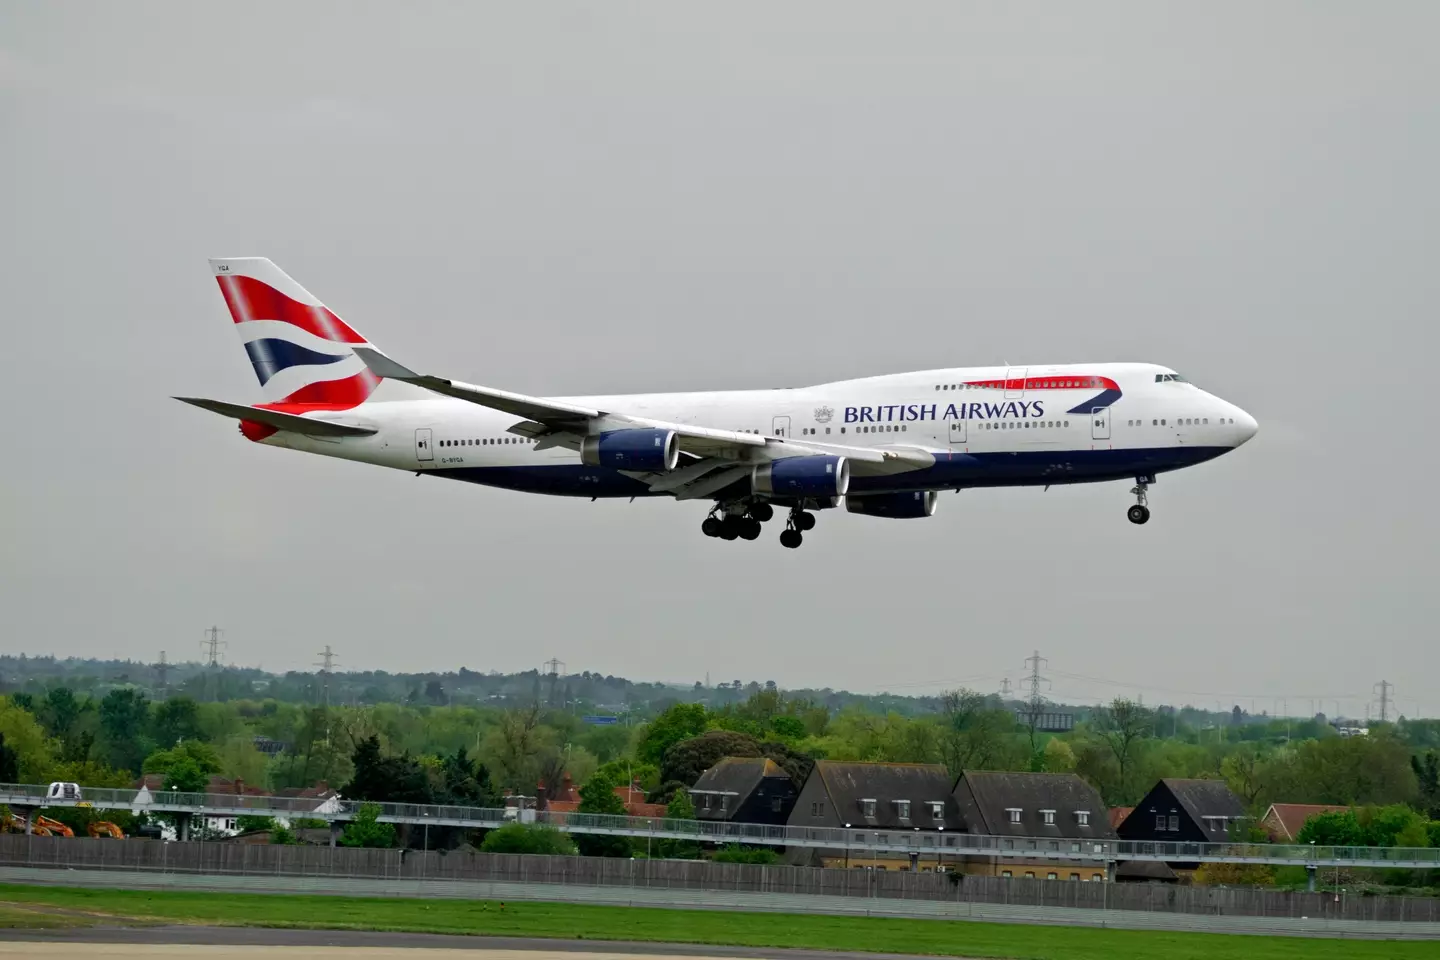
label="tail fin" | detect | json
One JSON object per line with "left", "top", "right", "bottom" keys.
{"left": 209, "top": 258, "right": 425, "bottom": 408}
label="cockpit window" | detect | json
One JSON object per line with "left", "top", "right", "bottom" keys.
{"left": 1155, "top": 373, "right": 1191, "bottom": 383}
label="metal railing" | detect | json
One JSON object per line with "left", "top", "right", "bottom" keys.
{"left": 4, "top": 782, "right": 1438, "bottom": 868}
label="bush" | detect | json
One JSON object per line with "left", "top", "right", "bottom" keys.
{"left": 712, "top": 844, "right": 778, "bottom": 864}
{"left": 340, "top": 802, "right": 396, "bottom": 849}
{"left": 478, "top": 822, "right": 576, "bottom": 856}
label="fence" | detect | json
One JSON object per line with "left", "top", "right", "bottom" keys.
{"left": 5, "top": 782, "right": 1437, "bottom": 869}
{"left": 2, "top": 834, "right": 1438, "bottom": 924}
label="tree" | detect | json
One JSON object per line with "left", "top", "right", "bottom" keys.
{"left": 0, "top": 732, "right": 18, "bottom": 783}
{"left": 479, "top": 822, "right": 576, "bottom": 855}
{"left": 1041, "top": 737, "right": 1076, "bottom": 773}
{"left": 1221, "top": 743, "right": 1271, "bottom": 807}
{"left": 658, "top": 787, "right": 701, "bottom": 859}
{"left": 713, "top": 844, "right": 778, "bottom": 864}
{"left": 162, "top": 757, "right": 210, "bottom": 793}
{"left": 97, "top": 689, "right": 152, "bottom": 773}
{"left": 1411, "top": 751, "right": 1440, "bottom": 818}
{"left": 0, "top": 698, "right": 57, "bottom": 783}
{"left": 342, "top": 736, "right": 432, "bottom": 804}
{"left": 1096, "top": 698, "right": 1153, "bottom": 803}
{"left": 236, "top": 815, "right": 276, "bottom": 833}
{"left": 38, "top": 688, "right": 82, "bottom": 741}
{"left": 660, "top": 729, "right": 761, "bottom": 785}
{"left": 574, "top": 769, "right": 631, "bottom": 858}
{"left": 1297, "top": 809, "right": 1363, "bottom": 846}
{"left": 143, "top": 741, "right": 221, "bottom": 777}
{"left": 340, "top": 802, "right": 396, "bottom": 848}
{"left": 938, "top": 690, "right": 1016, "bottom": 776}
{"left": 637, "top": 703, "right": 710, "bottom": 766}
{"left": 152, "top": 697, "right": 203, "bottom": 748}
{"left": 440, "top": 746, "right": 501, "bottom": 807}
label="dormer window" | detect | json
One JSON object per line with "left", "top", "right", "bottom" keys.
{"left": 929, "top": 801, "right": 945, "bottom": 820}
{"left": 1076, "top": 811, "right": 1090, "bottom": 826}
{"left": 861, "top": 798, "right": 877, "bottom": 818}
{"left": 1006, "top": 808, "right": 1022, "bottom": 824}
{"left": 895, "top": 800, "right": 910, "bottom": 820}
{"left": 1041, "top": 809, "right": 1056, "bottom": 826}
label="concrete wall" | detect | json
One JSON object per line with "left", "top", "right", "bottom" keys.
{"left": 2, "top": 833, "right": 1438, "bottom": 923}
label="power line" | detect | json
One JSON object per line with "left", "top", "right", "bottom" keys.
{"left": 315, "top": 645, "right": 339, "bottom": 710}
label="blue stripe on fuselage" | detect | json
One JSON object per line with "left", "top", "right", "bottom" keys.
{"left": 427, "top": 447, "right": 1229, "bottom": 499}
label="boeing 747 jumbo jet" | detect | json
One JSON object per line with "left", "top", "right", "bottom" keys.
{"left": 179, "top": 259, "right": 1258, "bottom": 548}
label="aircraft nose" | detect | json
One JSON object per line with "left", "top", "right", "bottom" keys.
{"left": 1233, "top": 408, "right": 1258, "bottom": 445}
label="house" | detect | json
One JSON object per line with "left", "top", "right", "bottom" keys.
{"left": 950, "top": 771, "right": 1117, "bottom": 881}
{"left": 132, "top": 774, "right": 268, "bottom": 837}
{"left": 689, "top": 757, "right": 798, "bottom": 825}
{"left": 539, "top": 773, "right": 666, "bottom": 818}
{"left": 1261, "top": 803, "right": 1350, "bottom": 843}
{"left": 1118, "top": 779, "right": 1249, "bottom": 846}
{"left": 784, "top": 760, "right": 962, "bottom": 870}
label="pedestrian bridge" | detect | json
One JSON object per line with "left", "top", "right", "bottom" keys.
{"left": 2, "top": 782, "right": 1435, "bottom": 870}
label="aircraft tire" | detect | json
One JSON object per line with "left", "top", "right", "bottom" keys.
{"left": 701, "top": 517, "right": 722, "bottom": 537}
{"left": 1127, "top": 504, "right": 1150, "bottom": 525}
{"left": 795, "top": 511, "right": 816, "bottom": 531}
{"left": 749, "top": 502, "right": 774, "bottom": 523}
{"left": 739, "top": 519, "right": 762, "bottom": 540}
{"left": 779, "top": 528, "right": 803, "bottom": 549}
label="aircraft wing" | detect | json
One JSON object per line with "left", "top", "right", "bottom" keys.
{"left": 353, "top": 349, "right": 934, "bottom": 492}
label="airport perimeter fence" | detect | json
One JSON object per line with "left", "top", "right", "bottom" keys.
{"left": 2, "top": 833, "right": 1439, "bottom": 924}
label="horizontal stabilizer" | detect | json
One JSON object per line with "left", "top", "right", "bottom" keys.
{"left": 174, "top": 397, "right": 377, "bottom": 437}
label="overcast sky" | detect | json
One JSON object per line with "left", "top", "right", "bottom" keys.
{"left": 3, "top": 3, "right": 1436, "bottom": 719}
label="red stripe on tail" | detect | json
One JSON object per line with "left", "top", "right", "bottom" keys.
{"left": 216, "top": 274, "right": 366, "bottom": 344}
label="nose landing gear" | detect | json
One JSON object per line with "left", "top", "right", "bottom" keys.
{"left": 1127, "top": 477, "right": 1152, "bottom": 525}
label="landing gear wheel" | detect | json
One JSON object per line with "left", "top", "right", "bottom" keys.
{"left": 1127, "top": 504, "right": 1150, "bottom": 525}
{"left": 738, "top": 518, "right": 762, "bottom": 540}
{"left": 794, "top": 511, "right": 816, "bottom": 532}
{"left": 779, "top": 528, "right": 803, "bottom": 549}
{"left": 1127, "top": 480, "right": 1151, "bottom": 525}
{"left": 718, "top": 516, "right": 740, "bottom": 540}
{"left": 749, "top": 502, "right": 774, "bottom": 523}
{"left": 701, "top": 517, "right": 722, "bottom": 538}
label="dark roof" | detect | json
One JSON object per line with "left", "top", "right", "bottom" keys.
{"left": 810, "top": 760, "right": 960, "bottom": 830}
{"left": 691, "top": 757, "right": 788, "bottom": 797}
{"left": 1114, "top": 860, "right": 1179, "bottom": 882}
{"left": 956, "top": 771, "right": 1115, "bottom": 839}
{"left": 1161, "top": 779, "right": 1246, "bottom": 821}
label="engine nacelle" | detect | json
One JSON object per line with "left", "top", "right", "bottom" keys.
{"left": 752, "top": 455, "right": 850, "bottom": 499}
{"left": 580, "top": 429, "right": 679, "bottom": 471}
{"left": 845, "top": 490, "right": 939, "bottom": 519}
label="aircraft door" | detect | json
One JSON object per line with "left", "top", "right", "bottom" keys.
{"left": 949, "top": 418, "right": 967, "bottom": 445}
{"left": 415, "top": 428, "right": 434, "bottom": 462}
{"left": 772, "top": 416, "right": 791, "bottom": 438}
{"left": 1004, "top": 367, "right": 1027, "bottom": 399}
{"left": 1090, "top": 407, "right": 1111, "bottom": 441}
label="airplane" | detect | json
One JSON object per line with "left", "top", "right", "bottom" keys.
{"left": 178, "top": 258, "right": 1258, "bottom": 548}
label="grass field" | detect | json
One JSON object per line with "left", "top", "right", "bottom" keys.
{"left": 0, "top": 884, "right": 1433, "bottom": 960}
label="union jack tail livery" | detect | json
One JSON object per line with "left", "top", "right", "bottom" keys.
{"left": 209, "top": 257, "right": 423, "bottom": 408}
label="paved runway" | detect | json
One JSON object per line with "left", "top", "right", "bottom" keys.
{"left": 0, "top": 926, "right": 954, "bottom": 960}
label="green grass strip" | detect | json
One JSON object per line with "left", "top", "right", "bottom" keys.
{"left": 0, "top": 884, "right": 1432, "bottom": 960}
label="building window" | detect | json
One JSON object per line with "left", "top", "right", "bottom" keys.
{"left": 1070, "top": 873, "right": 1080, "bottom": 881}
{"left": 1001, "top": 870, "right": 1012, "bottom": 879}
{"left": 1024, "top": 872, "right": 1035, "bottom": 879}
{"left": 895, "top": 800, "right": 910, "bottom": 819}
{"left": 1169, "top": 815, "right": 1180, "bottom": 831}
{"left": 1007, "top": 808, "right": 1022, "bottom": 824}
{"left": 1041, "top": 810, "right": 1055, "bottom": 825}
{"left": 1093, "top": 874, "right": 1104, "bottom": 881}
{"left": 1076, "top": 811, "right": 1090, "bottom": 826}
{"left": 1155, "top": 814, "right": 1166, "bottom": 830}
{"left": 862, "top": 799, "right": 876, "bottom": 818}
{"left": 929, "top": 801, "right": 945, "bottom": 820}
{"left": 771, "top": 796, "right": 783, "bottom": 812}
{"left": 1047, "top": 872, "right": 1058, "bottom": 880}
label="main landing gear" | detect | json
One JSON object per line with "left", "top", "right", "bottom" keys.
{"left": 1127, "top": 477, "right": 1152, "bottom": 525}
{"left": 702, "top": 500, "right": 815, "bottom": 547}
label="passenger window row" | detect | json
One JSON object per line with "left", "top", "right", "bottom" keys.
{"left": 1125, "top": 418, "right": 1237, "bottom": 427}
{"left": 981, "top": 420, "right": 1069, "bottom": 430}
{"left": 440, "top": 437, "right": 533, "bottom": 447}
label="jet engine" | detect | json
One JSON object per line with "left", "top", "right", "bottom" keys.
{"left": 845, "top": 490, "right": 939, "bottom": 519}
{"left": 752, "top": 455, "right": 850, "bottom": 499}
{"left": 580, "top": 429, "right": 679, "bottom": 471}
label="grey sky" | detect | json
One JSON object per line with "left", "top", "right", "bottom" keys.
{"left": 2, "top": 3, "right": 1436, "bottom": 717}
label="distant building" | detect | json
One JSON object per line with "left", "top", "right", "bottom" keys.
{"left": 785, "top": 760, "right": 962, "bottom": 870}
{"left": 951, "top": 771, "right": 1116, "bottom": 881}
{"left": 1013, "top": 710, "right": 1075, "bottom": 733}
{"left": 252, "top": 736, "right": 289, "bottom": 756}
{"left": 540, "top": 772, "right": 666, "bottom": 818}
{"left": 689, "top": 757, "right": 798, "bottom": 826}
{"left": 1260, "top": 803, "right": 1350, "bottom": 843}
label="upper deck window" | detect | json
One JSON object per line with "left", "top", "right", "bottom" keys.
{"left": 1155, "top": 373, "right": 1191, "bottom": 383}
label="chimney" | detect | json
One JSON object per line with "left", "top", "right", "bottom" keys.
{"left": 234, "top": 779, "right": 244, "bottom": 795}
{"left": 535, "top": 782, "right": 548, "bottom": 810}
